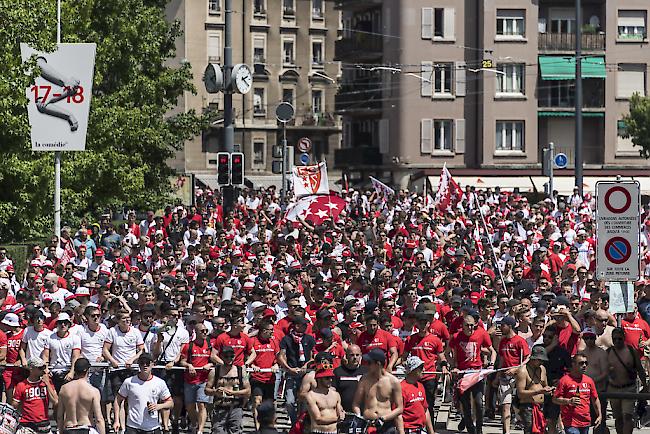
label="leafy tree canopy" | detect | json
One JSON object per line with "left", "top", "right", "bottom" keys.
{"left": 622, "top": 93, "right": 650, "bottom": 159}
{"left": 0, "top": 0, "right": 207, "bottom": 241}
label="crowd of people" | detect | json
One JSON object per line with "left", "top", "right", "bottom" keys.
{"left": 0, "top": 184, "right": 649, "bottom": 434}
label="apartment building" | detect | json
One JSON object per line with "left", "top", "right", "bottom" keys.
{"left": 335, "top": 0, "right": 650, "bottom": 192}
{"left": 167, "top": 0, "right": 341, "bottom": 187}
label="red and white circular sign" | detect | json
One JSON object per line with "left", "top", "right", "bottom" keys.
{"left": 297, "top": 137, "right": 312, "bottom": 153}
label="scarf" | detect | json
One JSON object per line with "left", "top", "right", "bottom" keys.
{"left": 291, "top": 330, "right": 306, "bottom": 362}
{"left": 531, "top": 403, "right": 546, "bottom": 434}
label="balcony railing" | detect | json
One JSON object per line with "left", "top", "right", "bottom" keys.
{"left": 335, "top": 34, "right": 382, "bottom": 61}
{"left": 334, "top": 147, "right": 382, "bottom": 167}
{"left": 538, "top": 32, "right": 605, "bottom": 51}
{"left": 538, "top": 84, "right": 605, "bottom": 109}
{"left": 335, "top": 85, "right": 382, "bottom": 113}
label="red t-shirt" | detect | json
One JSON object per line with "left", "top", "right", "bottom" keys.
{"left": 250, "top": 336, "right": 279, "bottom": 383}
{"left": 6, "top": 329, "right": 24, "bottom": 364}
{"left": 428, "top": 319, "right": 450, "bottom": 343}
{"left": 180, "top": 339, "right": 211, "bottom": 384}
{"left": 401, "top": 380, "right": 428, "bottom": 429}
{"left": 557, "top": 322, "right": 580, "bottom": 356}
{"left": 357, "top": 329, "right": 396, "bottom": 355}
{"left": 13, "top": 379, "right": 49, "bottom": 423}
{"left": 498, "top": 334, "right": 530, "bottom": 368}
{"left": 404, "top": 333, "right": 444, "bottom": 381}
{"left": 389, "top": 333, "right": 404, "bottom": 356}
{"left": 315, "top": 341, "right": 345, "bottom": 369}
{"left": 554, "top": 373, "right": 598, "bottom": 428}
{"left": 622, "top": 316, "right": 650, "bottom": 354}
{"left": 214, "top": 332, "right": 252, "bottom": 367}
{"left": 449, "top": 329, "right": 492, "bottom": 370}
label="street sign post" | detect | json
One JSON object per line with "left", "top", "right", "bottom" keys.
{"left": 299, "top": 153, "right": 311, "bottom": 165}
{"left": 595, "top": 181, "right": 640, "bottom": 282}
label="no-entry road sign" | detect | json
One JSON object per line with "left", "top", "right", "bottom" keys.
{"left": 595, "top": 181, "right": 640, "bottom": 281}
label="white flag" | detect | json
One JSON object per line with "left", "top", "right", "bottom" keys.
{"left": 369, "top": 176, "right": 395, "bottom": 197}
{"left": 292, "top": 162, "right": 329, "bottom": 197}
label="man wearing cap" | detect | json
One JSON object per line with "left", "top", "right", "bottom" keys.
{"left": 304, "top": 360, "right": 343, "bottom": 434}
{"left": 114, "top": 353, "right": 174, "bottom": 434}
{"left": 88, "top": 249, "right": 113, "bottom": 275}
{"left": 516, "top": 345, "right": 554, "bottom": 434}
{"left": 496, "top": 316, "right": 530, "bottom": 434}
{"left": 56, "top": 357, "right": 105, "bottom": 434}
{"left": 352, "top": 349, "right": 403, "bottom": 434}
{"left": 13, "top": 356, "right": 58, "bottom": 434}
{"left": 1, "top": 312, "right": 24, "bottom": 403}
{"left": 400, "top": 355, "right": 435, "bottom": 434}
{"left": 42, "top": 312, "right": 81, "bottom": 390}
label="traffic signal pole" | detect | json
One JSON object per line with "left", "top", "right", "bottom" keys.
{"left": 222, "top": 0, "right": 235, "bottom": 213}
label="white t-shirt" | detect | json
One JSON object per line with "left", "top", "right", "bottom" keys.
{"left": 118, "top": 374, "right": 171, "bottom": 430}
{"left": 44, "top": 288, "right": 74, "bottom": 307}
{"left": 45, "top": 331, "right": 81, "bottom": 372}
{"left": 153, "top": 327, "right": 190, "bottom": 362}
{"left": 22, "top": 326, "right": 50, "bottom": 359}
{"left": 137, "top": 327, "right": 157, "bottom": 355}
{"left": 80, "top": 323, "right": 109, "bottom": 361}
{"left": 105, "top": 326, "right": 144, "bottom": 365}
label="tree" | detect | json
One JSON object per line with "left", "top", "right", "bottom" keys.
{"left": 622, "top": 93, "right": 650, "bottom": 159}
{"left": 0, "top": 0, "right": 208, "bottom": 241}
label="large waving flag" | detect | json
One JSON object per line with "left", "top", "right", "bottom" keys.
{"left": 457, "top": 368, "right": 496, "bottom": 395}
{"left": 292, "top": 162, "right": 329, "bottom": 197}
{"left": 369, "top": 176, "right": 395, "bottom": 197}
{"left": 285, "top": 194, "right": 346, "bottom": 225}
{"left": 434, "top": 163, "right": 464, "bottom": 213}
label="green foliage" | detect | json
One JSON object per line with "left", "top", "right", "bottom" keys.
{"left": 622, "top": 93, "right": 650, "bottom": 159}
{"left": 0, "top": 0, "right": 207, "bottom": 241}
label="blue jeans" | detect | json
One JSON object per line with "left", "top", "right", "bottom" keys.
{"left": 565, "top": 427, "right": 589, "bottom": 434}
{"left": 284, "top": 374, "right": 304, "bottom": 425}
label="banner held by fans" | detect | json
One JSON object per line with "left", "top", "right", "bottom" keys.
{"left": 434, "top": 163, "right": 464, "bottom": 212}
{"left": 369, "top": 176, "right": 395, "bottom": 197}
{"left": 292, "top": 162, "right": 329, "bottom": 197}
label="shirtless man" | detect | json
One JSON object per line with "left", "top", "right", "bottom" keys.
{"left": 304, "top": 362, "right": 344, "bottom": 434}
{"left": 56, "top": 358, "right": 105, "bottom": 434}
{"left": 516, "top": 345, "right": 554, "bottom": 434}
{"left": 299, "top": 352, "right": 333, "bottom": 399}
{"left": 352, "top": 349, "right": 403, "bottom": 434}
{"left": 607, "top": 327, "right": 647, "bottom": 434}
{"left": 582, "top": 328, "right": 609, "bottom": 434}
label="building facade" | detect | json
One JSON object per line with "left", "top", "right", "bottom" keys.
{"left": 167, "top": 0, "right": 342, "bottom": 188}
{"left": 336, "top": 0, "right": 650, "bottom": 191}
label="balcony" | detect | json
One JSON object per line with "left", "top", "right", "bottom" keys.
{"left": 538, "top": 32, "right": 605, "bottom": 52}
{"left": 537, "top": 80, "right": 605, "bottom": 109}
{"left": 335, "top": 34, "right": 382, "bottom": 62}
{"left": 334, "top": 147, "right": 382, "bottom": 167}
{"left": 334, "top": 0, "right": 382, "bottom": 12}
{"left": 335, "top": 85, "right": 382, "bottom": 114}
{"left": 286, "top": 112, "right": 339, "bottom": 131}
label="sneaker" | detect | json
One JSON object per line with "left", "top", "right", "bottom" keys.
{"left": 458, "top": 418, "right": 466, "bottom": 432}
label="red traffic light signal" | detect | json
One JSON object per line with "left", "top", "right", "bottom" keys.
{"left": 217, "top": 152, "right": 230, "bottom": 185}
{"left": 231, "top": 152, "right": 244, "bottom": 186}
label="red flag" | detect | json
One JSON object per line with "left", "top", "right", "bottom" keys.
{"left": 285, "top": 195, "right": 346, "bottom": 225}
{"left": 457, "top": 368, "right": 495, "bottom": 395}
{"left": 434, "top": 164, "right": 464, "bottom": 213}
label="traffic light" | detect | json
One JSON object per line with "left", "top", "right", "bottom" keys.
{"left": 231, "top": 152, "right": 244, "bottom": 186}
{"left": 217, "top": 152, "right": 230, "bottom": 185}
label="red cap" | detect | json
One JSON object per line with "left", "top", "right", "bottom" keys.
{"left": 405, "top": 240, "right": 417, "bottom": 249}
{"left": 262, "top": 308, "right": 276, "bottom": 318}
{"left": 95, "top": 248, "right": 105, "bottom": 257}
{"left": 5, "top": 265, "right": 14, "bottom": 272}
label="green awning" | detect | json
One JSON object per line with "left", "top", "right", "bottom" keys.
{"left": 539, "top": 56, "right": 606, "bottom": 80}
{"left": 538, "top": 111, "right": 604, "bottom": 117}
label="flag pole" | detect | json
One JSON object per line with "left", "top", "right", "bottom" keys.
{"left": 473, "top": 194, "right": 507, "bottom": 292}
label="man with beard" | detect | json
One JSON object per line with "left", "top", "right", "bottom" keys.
{"left": 333, "top": 345, "right": 367, "bottom": 432}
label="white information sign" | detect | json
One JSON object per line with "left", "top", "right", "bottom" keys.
{"left": 21, "top": 43, "right": 96, "bottom": 151}
{"left": 595, "top": 181, "right": 641, "bottom": 281}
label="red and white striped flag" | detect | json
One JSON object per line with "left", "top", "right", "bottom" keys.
{"left": 434, "top": 164, "right": 464, "bottom": 213}
{"left": 458, "top": 368, "right": 495, "bottom": 395}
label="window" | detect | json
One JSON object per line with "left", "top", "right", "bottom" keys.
{"left": 282, "top": 38, "right": 295, "bottom": 65}
{"left": 312, "top": 90, "right": 323, "bottom": 114}
{"left": 283, "top": 0, "right": 295, "bottom": 17}
{"left": 253, "top": 0, "right": 265, "bottom": 15}
{"left": 617, "top": 120, "right": 638, "bottom": 154}
{"left": 253, "top": 88, "right": 266, "bottom": 115}
{"left": 282, "top": 88, "right": 294, "bottom": 106}
{"left": 434, "top": 120, "right": 453, "bottom": 151}
{"left": 208, "top": 0, "right": 220, "bottom": 14}
{"left": 618, "top": 10, "right": 646, "bottom": 40}
{"left": 312, "top": 40, "right": 323, "bottom": 67}
{"left": 496, "top": 9, "right": 525, "bottom": 37}
{"left": 253, "top": 36, "right": 265, "bottom": 64}
{"left": 496, "top": 121, "right": 524, "bottom": 151}
{"left": 550, "top": 9, "right": 576, "bottom": 33}
{"left": 617, "top": 64, "right": 646, "bottom": 98}
{"left": 433, "top": 8, "right": 455, "bottom": 40}
{"left": 253, "top": 140, "right": 265, "bottom": 168}
{"left": 496, "top": 64, "right": 524, "bottom": 94}
{"left": 312, "top": 0, "right": 323, "bottom": 19}
{"left": 207, "top": 32, "right": 221, "bottom": 62}
{"left": 434, "top": 63, "right": 453, "bottom": 95}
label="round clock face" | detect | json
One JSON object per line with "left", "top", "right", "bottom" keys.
{"left": 203, "top": 63, "right": 223, "bottom": 93}
{"left": 234, "top": 64, "right": 253, "bottom": 94}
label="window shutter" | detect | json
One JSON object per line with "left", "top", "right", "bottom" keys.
{"left": 618, "top": 11, "right": 645, "bottom": 28}
{"left": 455, "top": 119, "right": 466, "bottom": 154}
{"left": 421, "top": 61, "right": 433, "bottom": 96}
{"left": 455, "top": 61, "right": 466, "bottom": 96}
{"left": 379, "top": 119, "right": 389, "bottom": 154}
{"left": 421, "top": 8, "right": 433, "bottom": 39}
{"left": 443, "top": 8, "right": 455, "bottom": 39}
{"left": 420, "top": 119, "right": 433, "bottom": 154}
{"left": 617, "top": 65, "right": 646, "bottom": 98}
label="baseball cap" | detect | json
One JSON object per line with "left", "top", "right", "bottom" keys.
{"left": 138, "top": 353, "right": 154, "bottom": 364}
{"left": 362, "top": 348, "right": 386, "bottom": 364}
{"left": 404, "top": 355, "right": 425, "bottom": 373}
{"left": 74, "top": 358, "right": 91, "bottom": 374}
{"left": 95, "top": 248, "right": 105, "bottom": 257}
{"left": 530, "top": 345, "right": 549, "bottom": 361}
{"left": 57, "top": 312, "right": 72, "bottom": 323}
{"left": 501, "top": 316, "right": 517, "bottom": 327}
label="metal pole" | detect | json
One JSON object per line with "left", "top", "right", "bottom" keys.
{"left": 222, "top": 0, "right": 234, "bottom": 211}
{"left": 549, "top": 142, "right": 554, "bottom": 200}
{"left": 281, "top": 122, "right": 287, "bottom": 205}
{"left": 54, "top": 0, "right": 62, "bottom": 237}
{"left": 575, "top": 0, "right": 583, "bottom": 196}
